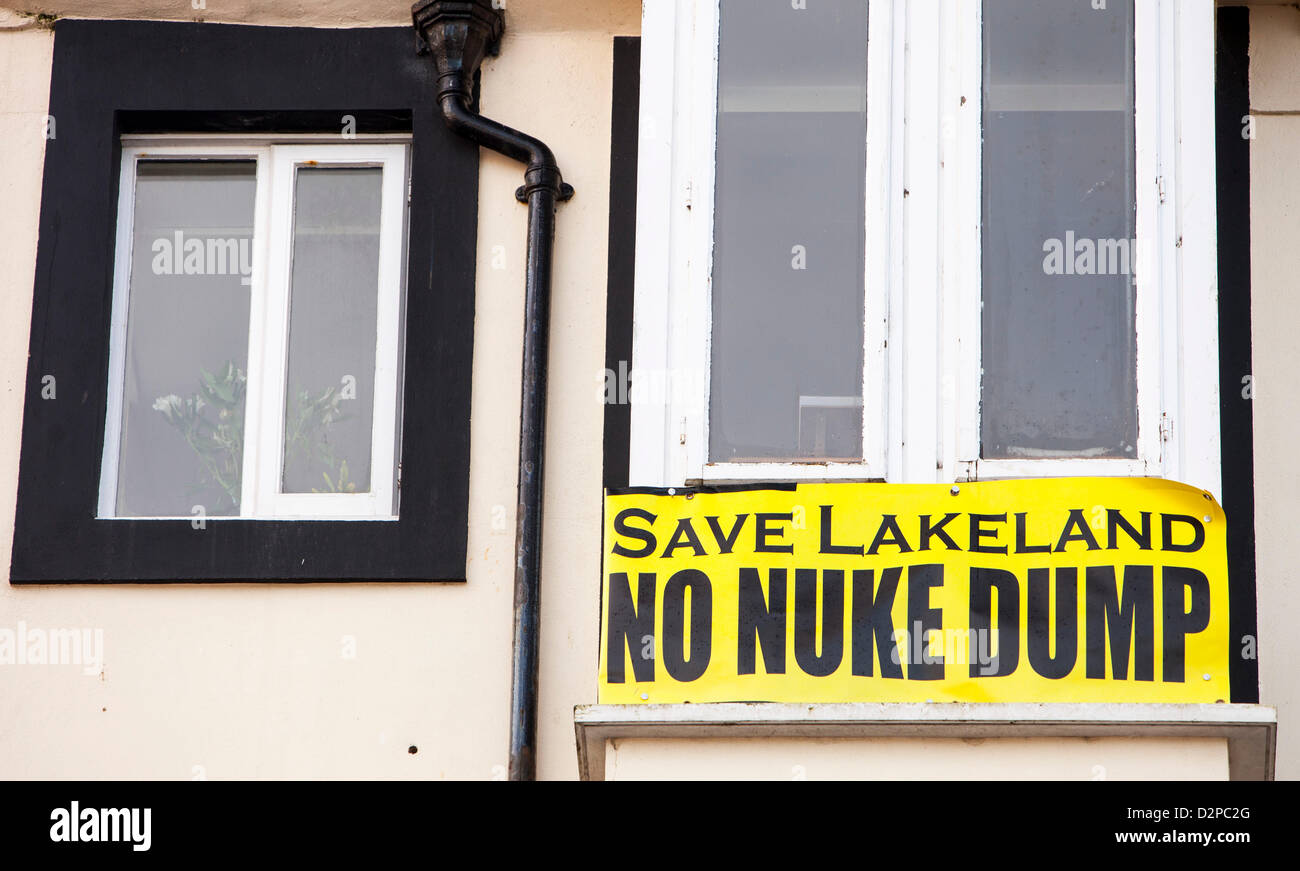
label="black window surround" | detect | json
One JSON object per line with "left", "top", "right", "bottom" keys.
{"left": 10, "top": 21, "right": 478, "bottom": 583}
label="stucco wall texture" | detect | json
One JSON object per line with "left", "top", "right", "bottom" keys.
{"left": 604, "top": 737, "right": 1231, "bottom": 781}
{"left": 1247, "top": 3, "right": 1300, "bottom": 783}
{"left": 1, "top": 1, "right": 635, "bottom": 30}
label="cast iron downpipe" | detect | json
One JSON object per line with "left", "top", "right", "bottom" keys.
{"left": 413, "top": 0, "right": 573, "bottom": 781}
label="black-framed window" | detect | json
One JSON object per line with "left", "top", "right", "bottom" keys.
{"left": 10, "top": 21, "right": 478, "bottom": 583}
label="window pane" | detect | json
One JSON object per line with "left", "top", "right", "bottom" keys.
{"left": 280, "top": 167, "right": 383, "bottom": 495}
{"left": 981, "top": 0, "right": 1137, "bottom": 459}
{"left": 113, "top": 160, "right": 256, "bottom": 517}
{"left": 709, "top": 0, "right": 868, "bottom": 462}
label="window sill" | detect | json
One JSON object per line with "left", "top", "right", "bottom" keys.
{"left": 573, "top": 702, "right": 1277, "bottom": 781}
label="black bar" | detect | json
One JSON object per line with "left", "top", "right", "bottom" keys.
{"left": 1215, "top": 7, "right": 1260, "bottom": 704}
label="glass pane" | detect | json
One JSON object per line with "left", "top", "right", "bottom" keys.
{"left": 280, "top": 167, "right": 383, "bottom": 494}
{"left": 709, "top": 0, "right": 868, "bottom": 462}
{"left": 113, "top": 160, "right": 256, "bottom": 517}
{"left": 981, "top": 0, "right": 1137, "bottom": 459}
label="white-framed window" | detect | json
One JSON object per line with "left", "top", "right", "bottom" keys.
{"left": 98, "top": 136, "right": 411, "bottom": 520}
{"left": 629, "top": 0, "right": 1221, "bottom": 499}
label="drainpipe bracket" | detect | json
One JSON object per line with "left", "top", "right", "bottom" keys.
{"left": 515, "top": 182, "right": 575, "bottom": 204}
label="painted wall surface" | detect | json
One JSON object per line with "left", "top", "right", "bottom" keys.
{"left": 603, "top": 737, "right": 1231, "bottom": 781}
{"left": 1248, "top": 4, "right": 1300, "bottom": 784}
{"left": 0, "top": 2, "right": 639, "bottom": 780}
{"left": 0, "top": 1, "right": 634, "bottom": 31}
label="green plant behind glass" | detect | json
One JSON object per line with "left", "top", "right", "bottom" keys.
{"left": 152, "top": 361, "right": 246, "bottom": 513}
{"left": 154, "top": 362, "right": 358, "bottom": 510}
{"left": 283, "top": 384, "right": 356, "bottom": 494}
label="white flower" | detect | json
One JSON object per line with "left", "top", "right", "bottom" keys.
{"left": 153, "top": 394, "right": 181, "bottom": 413}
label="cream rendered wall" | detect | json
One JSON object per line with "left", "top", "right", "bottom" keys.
{"left": 0, "top": 1, "right": 640, "bottom": 780}
{"left": 1247, "top": 4, "right": 1300, "bottom": 783}
{"left": 1, "top": 2, "right": 637, "bottom": 31}
{"left": 604, "top": 737, "right": 1231, "bottom": 781}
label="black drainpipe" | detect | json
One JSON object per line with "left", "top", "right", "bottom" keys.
{"left": 412, "top": 0, "right": 574, "bottom": 782}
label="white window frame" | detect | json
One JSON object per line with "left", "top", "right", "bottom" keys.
{"left": 97, "top": 136, "right": 411, "bottom": 521}
{"left": 630, "top": 0, "right": 1221, "bottom": 500}
{"left": 631, "top": 0, "right": 896, "bottom": 486}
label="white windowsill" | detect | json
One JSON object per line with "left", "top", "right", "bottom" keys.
{"left": 574, "top": 702, "right": 1277, "bottom": 781}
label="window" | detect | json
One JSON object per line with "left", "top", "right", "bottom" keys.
{"left": 709, "top": 0, "right": 870, "bottom": 466}
{"left": 979, "top": 0, "right": 1136, "bottom": 462}
{"left": 965, "top": 0, "right": 1151, "bottom": 481}
{"left": 11, "top": 21, "right": 477, "bottom": 582}
{"left": 630, "top": 0, "right": 1220, "bottom": 498}
{"left": 101, "top": 141, "right": 409, "bottom": 521}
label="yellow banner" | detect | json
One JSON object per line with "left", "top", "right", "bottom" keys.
{"left": 599, "top": 478, "right": 1230, "bottom": 704}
